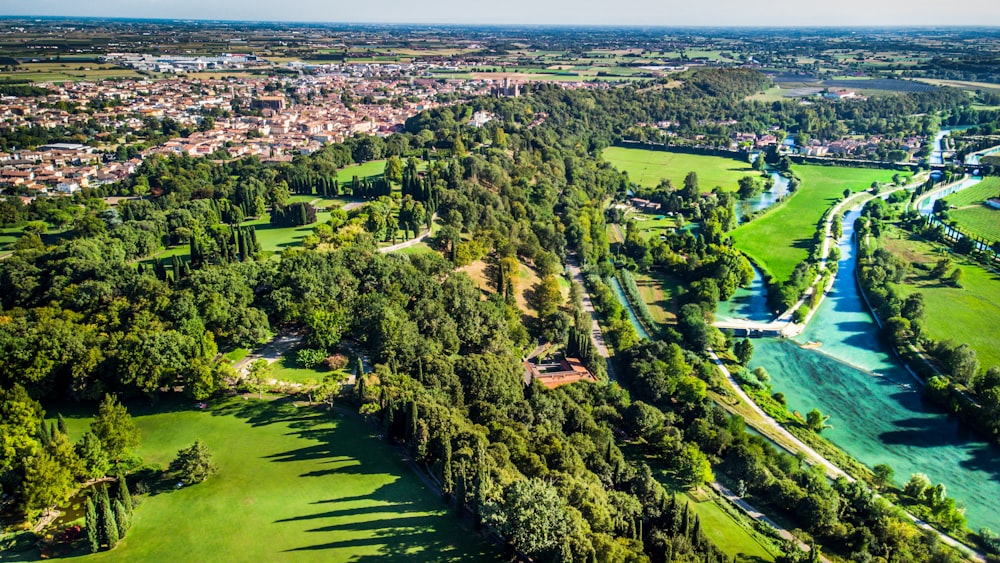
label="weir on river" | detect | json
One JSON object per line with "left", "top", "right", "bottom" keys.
{"left": 747, "top": 204, "right": 1000, "bottom": 533}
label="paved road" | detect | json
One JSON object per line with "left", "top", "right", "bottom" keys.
{"left": 566, "top": 255, "right": 617, "bottom": 381}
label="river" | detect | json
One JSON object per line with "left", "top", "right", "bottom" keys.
{"left": 734, "top": 167, "right": 791, "bottom": 224}
{"left": 610, "top": 276, "right": 652, "bottom": 340}
{"left": 748, "top": 204, "right": 1000, "bottom": 533}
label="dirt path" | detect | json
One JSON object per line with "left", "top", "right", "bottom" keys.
{"left": 712, "top": 481, "right": 829, "bottom": 562}
{"left": 379, "top": 213, "right": 437, "bottom": 254}
{"left": 232, "top": 331, "right": 304, "bottom": 375}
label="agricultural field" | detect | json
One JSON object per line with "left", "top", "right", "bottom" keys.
{"left": 0, "top": 62, "right": 144, "bottom": 83}
{"left": 46, "top": 397, "right": 495, "bottom": 562}
{"left": 602, "top": 147, "right": 755, "bottom": 192}
{"left": 884, "top": 226, "right": 1000, "bottom": 370}
{"left": 633, "top": 271, "right": 682, "bottom": 324}
{"left": 942, "top": 177, "right": 1000, "bottom": 242}
{"left": 730, "top": 165, "right": 897, "bottom": 282}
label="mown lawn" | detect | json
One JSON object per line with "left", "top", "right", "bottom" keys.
{"left": 634, "top": 271, "right": 682, "bottom": 324}
{"left": 729, "top": 165, "right": 897, "bottom": 282}
{"left": 949, "top": 206, "right": 1000, "bottom": 242}
{"left": 884, "top": 226, "right": 1000, "bottom": 371}
{"left": 687, "top": 495, "right": 777, "bottom": 563}
{"left": 49, "top": 398, "right": 496, "bottom": 562}
{"left": 943, "top": 177, "right": 1000, "bottom": 242}
{"left": 336, "top": 160, "right": 390, "bottom": 184}
{"left": 602, "top": 147, "right": 756, "bottom": 192}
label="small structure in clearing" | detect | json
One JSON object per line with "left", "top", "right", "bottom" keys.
{"left": 524, "top": 357, "right": 596, "bottom": 389}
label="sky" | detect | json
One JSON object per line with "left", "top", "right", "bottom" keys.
{"left": 3, "top": 0, "right": 999, "bottom": 26}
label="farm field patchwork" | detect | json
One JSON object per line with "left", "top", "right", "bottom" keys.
{"left": 602, "top": 147, "right": 755, "bottom": 192}
{"left": 729, "top": 165, "right": 897, "bottom": 282}
{"left": 49, "top": 397, "right": 496, "bottom": 562}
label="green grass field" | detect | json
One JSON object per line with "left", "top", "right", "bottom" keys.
{"left": 50, "top": 398, "right": 496, "bottom": 562}
{"left": 286, "top": 195, "right": 355, "bottom": 209}
{"left": 884, "top": 227, "right": 1000, "bottom": 370}
{"left": 730, "top": 165, "right": 897, "bottom": 282}
{"left": 602, "top": 147, "right": 755, "bottom": 192}
{"left": 949, "top": 207, "right": 1000, "bottom": 242}
{"left": 687, "top": 495, "right": 777, "bottom": 562}
{"left": 629, "top": 212, "right": 680, "bottom": 241}
{"left": 634, "top": 271, "right": 682, "bottom": 323}
{"left": 337, "top": 161, "right": 389, "bottom": 184}
{"left": 942, "top": 177, "right": 1000, "bottom": 242}
{"left": 268, "top": 351, "right": 352, "bottom": 384}
{"left": 942, "top": 177, "right": 1000, "bottom": 208}
{"left": 243, "top": 211, "right": 333, "bottom": 253}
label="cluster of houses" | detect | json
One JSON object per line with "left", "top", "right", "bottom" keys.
{"left": 0, "top": 69, "right": 501, "bottom": 197}
{"left": 0, "top": 143, "right": 137, "bottom": 196}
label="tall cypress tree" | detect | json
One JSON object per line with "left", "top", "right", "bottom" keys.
{"left": 85, "top": 496, "right": 99, "bottom": 553}
{"left": 114, "top": 499, "right": 130, "bottom": 538}
{"left": 98, "top": 485, "right": 119, "bottom": 549}
{"left": 441, "top": 439, "right": 453, "bottom": 498}
{"left": 116, "top": 473, "right": 133, "bottom": 514}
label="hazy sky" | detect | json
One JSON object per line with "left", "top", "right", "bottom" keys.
{"left": 4, "top": 0, "right": 999, "bottom": 26}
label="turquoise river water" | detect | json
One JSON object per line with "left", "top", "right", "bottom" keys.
{"left": 748, "top": 206, "right": 1000, "bottom": 532}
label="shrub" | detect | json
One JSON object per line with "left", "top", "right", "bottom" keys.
{"left": 325, "top": 354, "right": 349, "bottom": 371}
{"left": 296, "top": 348, "right": 327, "bottom": 369}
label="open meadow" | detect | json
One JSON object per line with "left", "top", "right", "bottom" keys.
{"left": 48, "top": 397, "right": 496, "bottom": 562}
{"left": 730, "top": 165, "right": 897, "bottom": 282}
{"left": 943, "top": 177, "right": 1000, "bottom": 242}
{"left": 884, "top": 226, "right": 1000, "bottom": 370}
{"left": 602, "top": 147, "right": 755, "bottom": 192}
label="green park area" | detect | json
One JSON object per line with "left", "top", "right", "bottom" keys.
{"left": 884, "top": 226, "right": 1000, "bottom": 371}
{"left": 629, "top": 212, "right": 681, "bottom": 241}
{"left": 687, "top": 494, "right": 777, "bottom": 562}
{"left": 729, "top": 165, "right": 897, "bottom": 282}
{"left": 942, "top": 177, "right": 1000, "bottom": 243}
{"left": 0, "top": 62, "right": 143, "bottom": 83}
{"left": 336, "top": 160, "right": 391, "bottom": 184}
{"left": 49, "top": 398, "right": 495, "bottom": 562}
{"left": 602, "top": 147, "right": 755, "bottom": 192}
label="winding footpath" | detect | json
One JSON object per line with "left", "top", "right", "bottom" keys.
{"left": 378, "top": 213, "right": 437, "bottom": 254}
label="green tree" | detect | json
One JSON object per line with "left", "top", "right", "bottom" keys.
{"left": 490, "top": 478, "right": 574, "bottom": 558}
{"left": 114, "top": 499, "right": 130, "bottom": 538}
{"left": 86, "top": 496, "right": 100, "bottom": 553}
{"left": 91, "top": 394, "right": 140, "bottom": 465}
{"left": 20, "top": 450, "right": 75, "bottom": 521}
{"left": 0, "top": 384, "right": 44, "bottom": 477}
{"left": 169, "top": 439, "right": 217, "bottom": 484}
{"left": 873, "top": 463, "right": 894, "bottom": 489}
{"left": 734, "top": 338, "right": 754, "bottom": 365}
{"left": 806, "top": 408, "right": 829, "bottom": 433}
{"left": 383, "top": 155, "right": 403, "bottom": 184}
{"left": 99, "top": 485, "right": 119, "bottom": 549}
{"left": 116, "top": 473, "right": 133, "bottom": 512}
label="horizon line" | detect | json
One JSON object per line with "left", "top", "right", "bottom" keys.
{"left": 1, "top": 15, "right": 999, "bottom": 29}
